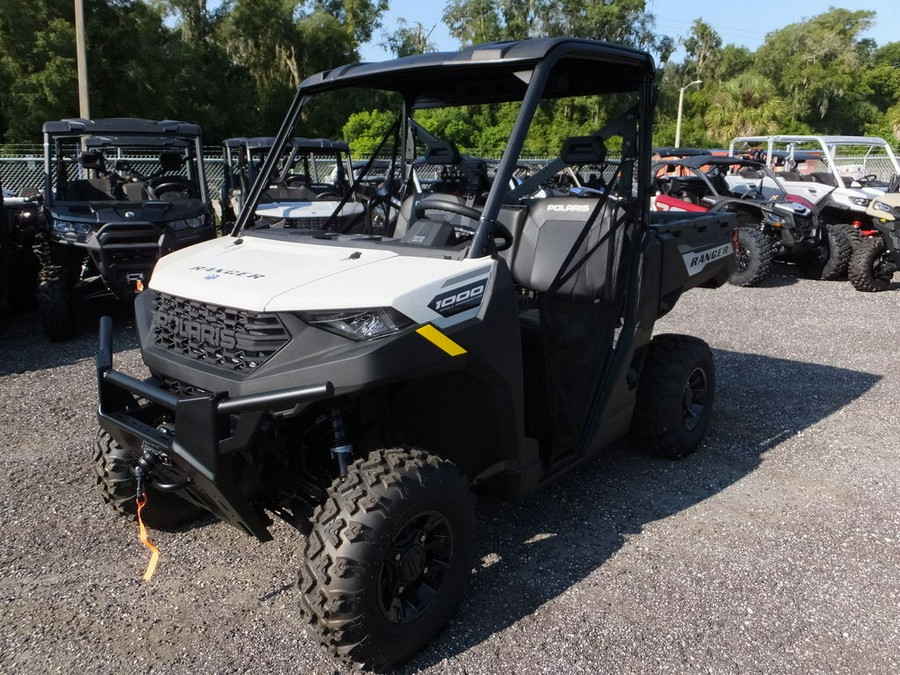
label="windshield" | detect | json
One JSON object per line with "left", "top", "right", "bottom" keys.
{"left": 46, "top": 136, "right": 207, "bottom": 206}
{"left": 730, "top": 136, "right": 900, "bottom": 186}
{"left": 232, "top": 40, "right": 655, "bottom": 259}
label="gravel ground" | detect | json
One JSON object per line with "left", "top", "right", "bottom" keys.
{"left": 1, "top": 266, "right": 898, "bottom": 675}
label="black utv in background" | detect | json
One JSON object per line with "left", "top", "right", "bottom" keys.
{"left": 36, "top": 118, "right": 216, "bottom": 340}
{"left": 95, "top": 39, "right": 737, "bottom": 670}
{"left": 0, "top": 181, "right": 42, "bottom": 311}
{"left": 652, "top": 155, "right": 851, "bottom": 286}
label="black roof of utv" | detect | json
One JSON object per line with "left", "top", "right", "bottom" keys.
{"left": 298, "top": 38, "right": 655, "bottom": 105}
{"left": 224, "top": 137, "right": 351, "bottom": 153}
{"left": 42, "top": 118, "right": 202, "bottom": 138}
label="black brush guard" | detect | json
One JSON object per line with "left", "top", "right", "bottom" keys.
{"left": 96, "top": 316, "right": 333, "bottom": 540}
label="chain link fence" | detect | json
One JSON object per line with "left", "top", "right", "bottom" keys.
{"left": 9, "top": 147, "right": 890, "bottom": 198}
{"left": 0, "top": 147, "right": 227, "bottom": 197}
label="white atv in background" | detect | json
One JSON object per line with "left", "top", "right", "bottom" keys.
{"left": 729, "top": 135, "right": 900, "bottom": 247}
{"left": 95, "top": 38, "right": 736, "bottom": 671}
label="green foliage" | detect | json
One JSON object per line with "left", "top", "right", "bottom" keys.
{"left": 443, "top": 0, "right": 674, "bottom": 63}
{"left": 343, "top": 109, "right": 396, "bottom": 155}
{"left": 704, "top": 72, "right": 783, "bottom": 140}
{"left": 0, "top": 1, "right": 896, "bottom": 154}
{"left": 382, "top": 19, "right": 437, "bottom": 57}
{"left": 754, "top": 8, "right": 876, "bottom": 128}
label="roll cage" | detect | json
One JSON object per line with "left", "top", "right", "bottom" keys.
{"left": 42, "top": 118, "right": 209, "bottom": 206}
{"left": 231, "top": 38, "right": 657, "bottom": 259}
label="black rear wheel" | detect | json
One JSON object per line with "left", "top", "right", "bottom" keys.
{"left": 632, "top": 334, "right": 716, "bottom": 459}
{"left": 298, "top": 448, "right": 475, "bottom": 671}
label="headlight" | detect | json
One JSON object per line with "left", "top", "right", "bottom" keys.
{"left": 53, "top": 220, "right": 93, "bottom": 235}
{"left": 849, "top": 197, "right": 871, "bottom": 207}
{"left": 872, "top": 200, "right": 897, "bottom": 218}
{"left": 298, "top": 307, "right": 413, "bottom": 341}
{"left": 169, "top": 216, "right": 206, "bottom": 231}
{"left": 763, "top": 212, "right": 786, "bottom": 227}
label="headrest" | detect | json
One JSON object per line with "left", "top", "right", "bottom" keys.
{"left": 159, "top": 151, "right": 185, "bottom": 172}
{"left": 561, "top": 136, "right": 607, "bottom": 165}
{"left": 79, "top": 151, "right": 105, "bottom": 170}
{"left": 425, "top": 141, "right": 461, "bottom": 165}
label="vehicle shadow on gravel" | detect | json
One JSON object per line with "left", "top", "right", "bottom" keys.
{"left": 403, "top": 348, "right": 881, "bottom": 672}
{"left": 0, "top": 302, "right": 137, "bottom": 375}
{"left": 760, "top": 265, "right": 802, "bottom": 287}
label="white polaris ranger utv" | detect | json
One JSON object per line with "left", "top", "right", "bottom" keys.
{"left": 96, "top": 38, "right": 736, "bottom": 670}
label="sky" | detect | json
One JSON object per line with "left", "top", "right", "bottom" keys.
{"left": 357, "top": 1, "right": 898, "bottom": 63}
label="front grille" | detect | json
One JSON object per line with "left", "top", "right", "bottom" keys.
{"left": 162, "top": 377, "right": 210, "bottom": 398}
{"left": 152, "top": 292, "right": 289, "bottom": 372}
{"left": 107, "top": 248, "right": 157, "bottom": 265}
{"left": 285, "top": 216, "right": 329, "bottom": 229}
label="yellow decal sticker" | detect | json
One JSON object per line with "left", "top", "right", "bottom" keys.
{"left": 416, "top": 324, "right": 467, "bottom": 356}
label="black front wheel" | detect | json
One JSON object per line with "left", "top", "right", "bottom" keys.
{"left": 92, "top": 429, "right": 205, "bottom": 530}
{"left": 729, "top": 226, "right": 775, "bottom": 287}
{"left": 298, "top": 448, "right": 475, "bottom": 671}
{"left": 632, "top": 334, "right": 716, "bottom": 459}
{"left": 848, "top": 236, "right": 896, "bottom": 292}
{"left": 34, "top": 233, "right": 81, "bottom": 341}
{"left": 834, "top": 222, "right": 863, "bottom": 250}
{"left": 797, "top": 223, "right": 851, "bottom": 280}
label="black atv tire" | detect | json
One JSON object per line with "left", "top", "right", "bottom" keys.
{"left": 37, "top": 273, "right": 78, "bottom": 340}
{"left": 729, "top": 226, "right": 775, "bottom": 287}
{"left": 92, "top": 429, "right": 204, "bottom": 530}
{"left": 834, "top": 222, "right": 863, "bottom": 250}
{"left": 5, "top": 252, "right": 39, "bottom": 310}
{"left": 797, "top": 223, "right": 851, "bottom": 280}
{"left": 298, "top": 448, "right": 475, "bottom": 671}
{"left": 848, "top": 236, "right": 894, "bottom": 292}
{"left": 34, "top": 233, "right": 80, "bottom": 341}
{"left": 632, "top": 334, "right": 715, "bottom": 459}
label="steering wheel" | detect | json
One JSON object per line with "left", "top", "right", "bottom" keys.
{"left": 414, "top": 198, "right": 513, "bottom": 251}
{"left": 316, "top": 191, "right": 343, "bottom": 200}
{"left": 857, "top": 174, "right": 878, "bottom": 185}
{"left": 285, "top": 174, "right": 310, "bottom": 187}
{"left": 149, "top": 175, "right": 199, "bottom": 199}
{"left": 740, "top": 187, "right": 761, "bottom": 200}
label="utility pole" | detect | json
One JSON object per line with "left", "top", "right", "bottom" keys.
{"left": 74, "top": 0, "right": 90, "bottom": 119}
{"left": 675, "top": 80, "right": 702, "bottom": 148}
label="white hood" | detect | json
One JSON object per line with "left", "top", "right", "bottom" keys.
{"left": 150, "top": 236, "right": 397, "bottom": 310}
{"left": 149, "top": 235, "right": 494, "bottom": 323}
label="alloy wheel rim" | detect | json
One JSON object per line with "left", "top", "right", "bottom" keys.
{"left": 378, "top": 509, "right": 453, "bottom": 624}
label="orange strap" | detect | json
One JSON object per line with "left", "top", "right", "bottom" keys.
{"left": 135, "top": 494, "right": 160, "bottom": 582}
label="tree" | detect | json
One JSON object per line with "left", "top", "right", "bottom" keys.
{"left": 0, "top": 0, "right": 180, "bottom": 142}
{"left": 704, "top": 72, "right": 783, "bottom": 142}
{"left": 342, "top": 109, "right": 396, "bottom": 155}
{"left": 443, "top": 0, "right": 673, "bottom": 62}
{"left": 754, "top": 8, "right": 876, "bottom": 131}
{"left": 540, "top": 0, "right": 674, "bottom": 63}
{"left": 443, "top": 0, "right": 503, "bottom": 45}
{"left": 382, "top": 19, "right": 437, "bottom": 58}
{"left": 221, "top": 1, "right": 360, "bottom": 135}
{"left": 681, "top": 20, "right": 721, "bottom": 82}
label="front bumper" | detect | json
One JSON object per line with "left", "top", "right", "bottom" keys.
{"left": 96, "top": 316, "right": 333, "bottom": 540}
{"left": 85, "top": 221, "right": 214, "bottom": 298}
